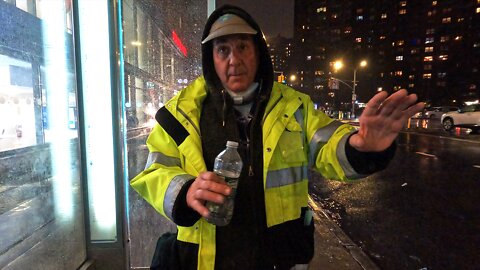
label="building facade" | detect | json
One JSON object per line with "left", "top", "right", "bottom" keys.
{"left": 291, "top": 0, "right": 480, "bottom": 109}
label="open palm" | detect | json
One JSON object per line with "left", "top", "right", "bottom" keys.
{"left": 349, "top": 89, "right": 425, "bottom": 152}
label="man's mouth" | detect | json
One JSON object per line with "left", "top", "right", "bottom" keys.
{"left": 229, "top": 73, "right": 244, "bottom": 77}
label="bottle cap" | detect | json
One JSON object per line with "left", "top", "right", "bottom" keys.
{"left": 226, "top": 141, "right": 239, "bottom": 148}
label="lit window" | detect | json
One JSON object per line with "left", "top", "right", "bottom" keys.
{"left": 442, "top": 17, "right": 451, "bottom": 23}
{"left": 440, "top": 36, "right": 449, "bottom": 42}
{"left": 438, "top": 72, "right": 447, "bottom": 78}
{"left": 411, "top": 48, "right": 419, "bottom": 54}
{"left": 357, "top": 15, "right": 364, "bottom": 20}
{"left": 432, "top": 1, "right": 437, "bottom": 6}
{"left": 425, "top": 37, "right": 434, "bottom": 44}
{"left": 474, "top": 43, "right": 480, "bottom": 48}
{"left": 317, "top": 7, "right": 327, "bottom": 13}
{"left": 438, "top": 55, "right": 448, "bottom": 61}
{"left": 307, "top": 56, "right": 311, "bottom": 60}
{"left": 437, "top": 81, "right": 446, "bottom": 87}
{"left": 302, "top": 25, "right": 305, "bottom": 29}
{"left": 396, "top": 55, "right": 404, "bottom": 61}
{"left": 379, "top": 36, "right": 386, "bottom": 40}
{"left": 458, "top": 17, "right": 465, "bottom": 22}
{"left": 397, "top": 40, "right": 405, "bottom": 46}
{"left": 409, "top": 75, "right": 415, "bottom": 79}
{"left": 424, "top": 56, "right": 433, "bottom": 61}
{"left": 356, "top": 37, "right": 362, "bottom": 43}
{"left": 302, "top": 38, "right": 305, "bottom": 42}
{"left": 395, "top": 70, "right": 403, "bottom": 76}
{"left": 423, "top": 73, "right": 432, "bottom": 79}
{"left": 408, "top": 83, "right": 415, "bottom": 88}
{"left": 425, "top": 46, "right": 434, "bottom": 52}
{"left": 442, "top": 8, "right": 452, "bottom": 13}
{"left": 399, "top": 9, "right": 407, "bottom": 15}
{"left": 381, "top": 13, "right": 387, "bottom": 19}
{"left": 400, "top": 1, "right": 407, "bottom": 7}
{"left": 332, "top": 29, "right": 341, "bottom": 34}
{"left": 455, "top": 36, "right": 463, "bottom": 41}
{"left": 332, "top": 13, "right": 338, "bottom": 19}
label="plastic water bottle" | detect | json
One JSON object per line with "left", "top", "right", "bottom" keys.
{"left": 205, "top": 141, "right": 243, "bottom": 226}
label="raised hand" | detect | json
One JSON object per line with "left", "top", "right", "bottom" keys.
{"left": 186, "top": 171, "right": 231, "bottom": 218}
{"left": 349, "top": 89, "right": 425, "bottom": 152}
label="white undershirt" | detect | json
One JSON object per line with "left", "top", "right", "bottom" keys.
{"left": 225, "top": 82, "right": 258, "bottom": 117}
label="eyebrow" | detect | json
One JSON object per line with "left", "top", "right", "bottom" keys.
{"left": 213, "top": 35, "right": 253, "bottom": 45}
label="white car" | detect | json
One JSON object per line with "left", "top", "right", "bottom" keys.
{"left": 424, "top": 106, "right": 459, "bottom": 119}
{"left": 441, "top": 104, "right": 480, "bottom": 132}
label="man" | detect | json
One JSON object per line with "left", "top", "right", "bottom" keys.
{"left": 131, "top": 4, "right": 424, "bottom": 270}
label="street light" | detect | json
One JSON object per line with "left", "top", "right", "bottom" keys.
{"left": 333, "top": 59, "right": 368, "bottom": 117}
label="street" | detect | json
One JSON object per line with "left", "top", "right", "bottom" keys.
{"left": 309, "top": 119, "right": 480, "bottom": 270}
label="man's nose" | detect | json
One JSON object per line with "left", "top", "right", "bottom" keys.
{"left": 228, "top": 50, "right": 241, "bottom": 65}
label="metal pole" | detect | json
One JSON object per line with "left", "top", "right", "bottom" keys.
{"left": 352, "top": 69, "right": 356, "bottom": 118}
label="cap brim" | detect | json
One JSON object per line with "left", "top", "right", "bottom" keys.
{"left": 201, "top": 25, "right": 257, "bottom": 44}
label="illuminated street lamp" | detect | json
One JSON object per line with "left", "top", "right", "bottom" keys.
{"left": 333, "top": 59, "right": 368, "bottom": 117}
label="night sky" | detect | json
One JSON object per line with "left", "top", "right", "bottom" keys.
{"left": 215, "top": 0, "right": 294, "bottom": 38}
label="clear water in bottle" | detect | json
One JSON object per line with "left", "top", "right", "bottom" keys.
{"left": 205, "top": 141, "right": 242, "bottom": 226}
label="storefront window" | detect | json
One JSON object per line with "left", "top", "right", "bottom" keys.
{"left": 0, "top": 0, "right": 86, "bottom": 268}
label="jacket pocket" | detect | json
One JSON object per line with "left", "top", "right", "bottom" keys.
{"left": 278, "top": 119, "right": 306, "bottom": 164}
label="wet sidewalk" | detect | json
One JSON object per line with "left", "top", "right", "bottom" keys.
{"left": 308, "top": 197, "right": 379, "bottom": 270}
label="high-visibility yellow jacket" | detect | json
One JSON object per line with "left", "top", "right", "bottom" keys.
{"left": 131, "top": 76, "right": 361, "bottom": 270}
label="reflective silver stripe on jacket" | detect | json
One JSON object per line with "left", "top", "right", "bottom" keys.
{"left": 145, "top": 152, "right": 181, "bottom": 170}
{"left": 164, "top": 174, "right": 195, "bottom": 220}
{"left": 266, "top": 165, "right": 308, "bottom": 188}
{"left": 308, "top": 120, "right": 343, "bottom": 164}
{"left": 294, "top": 108, "right": 305, "bottom": 142}
{"left": 336, "top": 130, "right": 363, "bottom": 179}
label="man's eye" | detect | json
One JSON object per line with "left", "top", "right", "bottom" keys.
{"left": 216, "top": 46, "right": 229, "bottom": 55}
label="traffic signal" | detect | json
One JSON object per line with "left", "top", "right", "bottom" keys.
{"left": 277, "top": 74, "right": 285, "bottom": 83}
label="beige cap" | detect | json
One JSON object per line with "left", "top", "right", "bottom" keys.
{"left": 202, "top": 14, "right": 258, "bottom": 44}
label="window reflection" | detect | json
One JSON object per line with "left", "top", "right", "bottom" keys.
{"left": 0, "top": 0, "right": 85, "bottom": 269}
{"left": 123, "top": 0, "right": 206, "bottom": 266}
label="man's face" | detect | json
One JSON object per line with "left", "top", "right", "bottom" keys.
{"left": 212, "top": 34, "right": 258, "bottom": 93}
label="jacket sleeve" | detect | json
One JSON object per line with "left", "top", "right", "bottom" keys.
{"left": 345, "top": 132, "right": 396, "bottom": 175}
{"left": 303, "top": 99, "right": 394, "bottom": 181}
{"left": 130, "top": 123, "right": 199, "bottom": 225}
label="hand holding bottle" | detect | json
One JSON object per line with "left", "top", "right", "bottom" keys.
{"left": 186, "top": 171, "right": 232, "bottom": 218}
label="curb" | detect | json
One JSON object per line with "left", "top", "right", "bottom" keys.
{"left": 308, "top": 197, "right": 380, "bottom": 270}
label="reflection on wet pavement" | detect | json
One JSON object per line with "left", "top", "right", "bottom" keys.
{"left": 405, "top": 118, "right": 480, "bottom": 140}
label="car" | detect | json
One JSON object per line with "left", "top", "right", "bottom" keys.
{"left": 423, "top": 106, "right": 459, "bottom": 119}
{"left": 441, "top": 104, "right": 480, "bottom": 132}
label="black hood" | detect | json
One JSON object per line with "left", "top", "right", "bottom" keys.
{"left": 201, "top": 5, "right": 274, "bottom": 97}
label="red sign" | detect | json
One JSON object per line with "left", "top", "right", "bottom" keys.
{"left": 172, "top": 31, "right": 187, "bottom": 57}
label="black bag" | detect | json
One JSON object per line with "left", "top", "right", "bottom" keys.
{"left": 150, "top": 232, "right": 179, "bottom": 270}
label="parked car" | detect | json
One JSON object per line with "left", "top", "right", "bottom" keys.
{"left": 441, "top": 104, "right": 480, "bottom": 132}
{"left": 423, "top": 106, "right": 459, "bottom": 119}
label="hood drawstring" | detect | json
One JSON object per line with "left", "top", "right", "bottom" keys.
{"left": 222, "top": 89, "right": 226, "bottom": 127}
